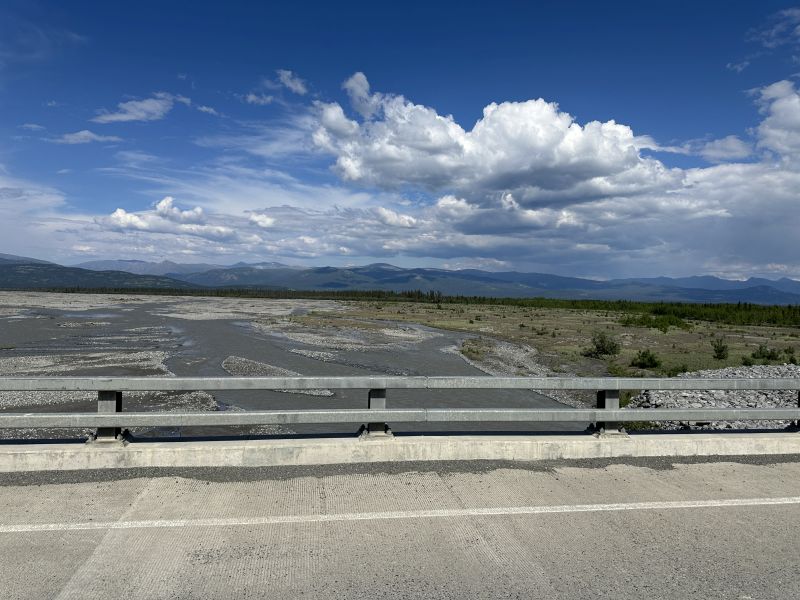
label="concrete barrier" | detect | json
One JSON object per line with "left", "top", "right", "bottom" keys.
{"left": 2, "top": 432, "right": 800, "bottom": 472}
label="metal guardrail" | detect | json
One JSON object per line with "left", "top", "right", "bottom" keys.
{"left": 1, "top": 376, "right": 799, "bottom": 391}
{"left": 0, "top": 376, "right": 798, "bottom": 440}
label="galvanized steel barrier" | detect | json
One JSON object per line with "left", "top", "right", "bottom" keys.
{"left": 1, "top": 376, "right": 800, "bottom": 440}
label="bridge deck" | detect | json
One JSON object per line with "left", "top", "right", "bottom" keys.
{"left": 1, "top": 456, "right": 799, "bottom": 599}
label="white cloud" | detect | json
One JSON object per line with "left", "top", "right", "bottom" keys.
{"left": 316, "top": 73, "right": 678, "bottom": 208}
{"left": 244, "top": 93, "right": 274, "bottom": 106}
{"left": 51, "top": 130, "right": 122, "bottom": 144}
{"left": 91, "top": 92, "right": 190, "bottom": 123}
{"left": 342, "top": 72, "right": 383, "bottom": 119}
{"left": 749, "top": 8, "right": 800, "bottom": 48}
{"left": 197, "top": 105, "right": 219, "bottom": 115}
{"left": 373, "top": 206, "right": 417, "bottom": 228}
{"left": 97, "top": 199, "right": 254, "bottom": 244}
{"left": 756, "top": 79, "right": 800, "bottom": 161}
{"left": 276, "top": 69, "right": 307, "bottom": 95}
{"left": 700, "top": 135, "right": 752, "bottom": 162}
{"left": 313, "top": 101, "right": 358, "bottom": 140}
{"left": 20, "top": 123, "right": 45, "bottom": 131}
{"left": 249, "top": 213, "right": 276, "bottom": 228}
{"left": 154, "top": 196, "right": 205, "bottom": 223}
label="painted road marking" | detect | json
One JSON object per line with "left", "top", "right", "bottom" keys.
{"left": 2, "top": 496, "right": 799, "bottom": 533}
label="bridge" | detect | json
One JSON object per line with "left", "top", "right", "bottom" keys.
{"left": 1, "top": 376, "right": 800, "bottom": 598}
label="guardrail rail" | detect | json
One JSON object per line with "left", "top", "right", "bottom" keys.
{"left": 0, "top": 376, "right": 799, "bottom": 441}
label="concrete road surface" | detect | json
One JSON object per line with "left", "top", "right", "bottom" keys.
{"left": 1, "top": 456, "right": 799, "bottom": 599}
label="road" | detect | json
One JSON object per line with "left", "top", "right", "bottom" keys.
{"left": 1, "top": 456, "right": 799, "bottom": 599}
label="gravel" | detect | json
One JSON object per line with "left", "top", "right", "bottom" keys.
{"left": 221, "top": 356, "right": 334, "bottom": 396}
{"left": 444, "top": 340, "right": 590, "bottom": 408}
{"left": 628, "top": 364, "right": 800, "bottom": 429}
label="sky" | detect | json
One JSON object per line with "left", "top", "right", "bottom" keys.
{"left": 1, "top": 0, "right": 800, "bottom": 279}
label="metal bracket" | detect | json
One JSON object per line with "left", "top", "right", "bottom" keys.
{"left": 590, "top": 390, "right": 629, "bottom": 438}
{"left": 95, "top": 390, "right": 122, "bottom": 442}
{"left": 361, "top": 388, "right": 393, "bottom": 438}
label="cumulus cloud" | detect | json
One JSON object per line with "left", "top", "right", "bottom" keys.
{"left": 315, "top": 73, "right": 680, "bottom": 209}
{"left": 154, "top": 196, "right": 205, "bottom": 223}
{"left": 197, "top": 105, "right": 219, "bottom": 115}
{"left": 96, "top": 197, "right": 256, "bottom": 244}
{"left": 92, "top": 92, "right": 190, "bottom": 123}
{"left": 373, "top": 206, "right": 417, "bottom": 228}
{"left": 756, "top": 79, "right": 800, "bottom": 161}
{"left": 51, "top": 130, "right": 122, "bottom": 144}
{"left": 276, "top": 69, "right": 307, "bottom": 95}
{"left": 700, "top": 135, "right": 752, "bottom": 163}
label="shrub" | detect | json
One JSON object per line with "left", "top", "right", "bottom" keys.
{"left": 751, "top": 344, "right": 781, "bottom": 361}
{"left": 741, "top": 355, "right": 754, "bottom": 366}
{"left": 663, "top": 363, "right": 689, "bottom": 377}
{"left": 711, "top": 338, "right": 729, "bottom": 360}
{"left": 607, "top": 362, "right": 633, "bottom": 377}
{"left": 581, "top": 331, "right": 621, "bottom": 358}
{"left": 630, "top": 349, "right": 661, "bottom": 369}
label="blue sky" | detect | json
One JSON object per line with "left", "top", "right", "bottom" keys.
{"left": 2, "top": 1, "right": 800, "bottom": 278}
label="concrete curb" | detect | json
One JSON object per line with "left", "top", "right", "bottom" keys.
{"left": 2, "top": 432, "right": 800, "bottom": 472}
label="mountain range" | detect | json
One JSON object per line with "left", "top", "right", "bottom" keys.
{"left": 0, "top": 253, "right": 798, "bottom": 304}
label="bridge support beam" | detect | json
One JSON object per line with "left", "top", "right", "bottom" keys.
{"left": 363, "top": 388, "right": 392, "bottom": 437}
{"left": 95, "top": 391, "right": 122, "bottom": 442}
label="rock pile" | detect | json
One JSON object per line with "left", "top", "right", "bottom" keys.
{"left": 628, "top": 364, "right": 800, "bottom": 429}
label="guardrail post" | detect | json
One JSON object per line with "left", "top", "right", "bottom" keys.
{"left": 95, "top": 390, "right": 122, "bottom": 442}
{"left": 594, "top": 390, "right": 626, "bottom": 437}
{"left": 796, "top": 391, "right": 800, "bottom": 430}
{"left": 363, "top": 388, "right": 392, "bottom": 437}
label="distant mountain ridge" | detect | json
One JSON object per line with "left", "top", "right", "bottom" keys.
{"left": 0, "top": 263, "right": 196, "bottom": 290}
{"left": 1, "top": 253, "right": 799, "bottom": 304}
{"left": 0, "top": 253, "right": 53, "bottom": 266}
{"left": 73, "top": 259, "right": 295, "bottom": 276}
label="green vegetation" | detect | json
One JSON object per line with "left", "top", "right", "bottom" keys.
{"left": 751, "top": 344, "right": 782, "bottom": 361}
{"left": 582, "top": 331, "right": 621, "bottom": 358}
{"left": 662, "top": 363, "right": 689, "bottom": 377}
{"left": 711, "top": 338, "right": 729, "bottom": 360}
{"left": 630, "top": 349, "right": 661, "bottom": 369}
{"left": 749, "top": 344, "right": 796, "bottom": 364}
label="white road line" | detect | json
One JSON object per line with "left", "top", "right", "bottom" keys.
{"left": 3, "top": 496, "right": 799, "bottom": 533}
